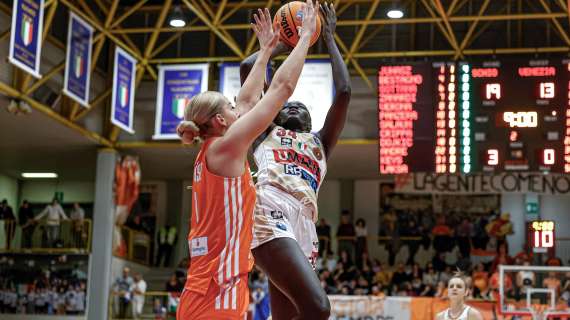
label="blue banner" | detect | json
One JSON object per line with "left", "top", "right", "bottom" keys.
{"left": 63, "top": 13, "right": 93, "bottom": 107}
{"left": 9, "top": 0, "right": 45, "bottom": 78}
{"left": 111, "top": 47, "right": 137, "bottom": 133}
{"left": 219, "top": 63, "right": 241, "bottom": 104}
{"left": 153, "top": 64, "right": 209, "bottom": 139}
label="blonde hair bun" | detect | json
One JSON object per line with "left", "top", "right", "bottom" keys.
{"left": 177, "top": 120, "right": 202, "bottom": 144}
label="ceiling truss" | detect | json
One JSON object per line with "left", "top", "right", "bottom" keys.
{"left": 0, "top": 0, "right": 569, "bottom": 148}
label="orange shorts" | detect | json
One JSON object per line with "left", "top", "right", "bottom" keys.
{"left": 177, "top": 275, "right": 249, "bottom": 320}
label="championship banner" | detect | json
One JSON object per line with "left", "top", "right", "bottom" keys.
{"left": 111, "top": 47, "right": 137, "bottom": 133}
{"left": 153, "top": 64, "right": 209, "bottom": 139}
{"left": 219, "top": 63, "right": 241, "bottom": 104}
{"left": 289, "top": 60, "right": 334, "bottom": 132}
{"left": 9, "top": 0, "right": 45, "bottom": 78}
{"left": 394, "top": 172, "right": 570, "bottom": 195}
{"left": 63, "top": 13, "right": 93, "bottom": 107}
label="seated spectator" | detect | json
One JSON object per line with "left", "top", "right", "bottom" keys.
{"left": 422, "top": 263, "right": 438, "bottom": 287}
{"left": 432, "top": 215, "right": 453, "bottom": 252}
{"left": 543, "top": 271, "right": 561, "bottom": 297}
{"left": 391, "top": 263, "right": 410, "bottom": 286}
{"left": 489, "top": 269, "right": 513, "bottom": 299}
{"left": 374, "top": 262, "right": 393, "bottom": 288}
{"left": 165, "top": 274, "right": 183, "bottom": 294}
{"left": 414, "top": 240, "right": 435, "bottom": 269}
{"left": 490, "top": 243, "right": 513, "bottom": 273}
{"left": 338, "top": 250, "right": 354, "bottom": 270}
{"left": 516, "top": 261, "right": 535, "bottom": 299}
{"left": 472, "top": 263, "right": 490, "bottom": 299}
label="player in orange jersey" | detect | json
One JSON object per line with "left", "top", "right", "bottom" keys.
{"left": 240, "top": 3, "right": 350, "bottom": 319}
{"left": 175, "top": 2, "right": 319, "bottom": 319}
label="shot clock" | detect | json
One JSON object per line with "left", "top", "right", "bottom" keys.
{"left": 529, "top": 220, "right": 555, "bottom": 253}
{"left": 378, "top": 60, "right": 570, "bottom": 174}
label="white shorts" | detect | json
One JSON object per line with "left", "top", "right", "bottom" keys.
{"left": 251, "top": 185, "right": 319, "bottom": 269}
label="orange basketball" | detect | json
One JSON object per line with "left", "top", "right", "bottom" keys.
{"left": 273, "top": 1, "right": 321, "bottom": 48}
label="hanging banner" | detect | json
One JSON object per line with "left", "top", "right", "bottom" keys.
{"left": 111, "top": 47, "right": 137, "bottom": 133}
{"left": 219, "top": 63, "right": 241, "bottom": 104}
{"left": 289, "top": 60, "right": 334, "bottom": 132}
{"left": 153, "top": 64, "right": 209, "bottom": 139}
{"left": 63, "top": 13, "right": 93, "bottom": 107}
{"left": 9, "top": 0, "right": 45, "bottom": 78}
{"left": 394, "top": 172, "right": 570, "bottom": 195}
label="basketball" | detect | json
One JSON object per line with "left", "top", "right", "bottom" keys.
{"left": 273, "top": 1, "right": 322, "bottom": 48}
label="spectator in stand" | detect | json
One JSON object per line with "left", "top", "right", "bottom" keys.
{"left": 472, "top": 215, "right": 490, "bottom": 250}
{"left": 131, "top": 273, "right": 147, "bottom": 319}
{"left": 391, "top": 263, "right": 409, "bottom": 287}
{"left": 34, "top": 199, "right": 69, "bottom": 248}
{"left": 543, "top": 271, "right": 562, "bottom": 297}
{"left": 55, "top": 287, "right": 66, "bottom": 315}
{"left": 165, "top": 274, "right": 183, "bottom": 293}
{"left": 414, "top": 238, "right": 435, "bottom": 268}
{"left": 70, "top": 203, "right": 85, "bottom": 248}
{"left": 516, "top": 260, "right": 535, "bottom": 299}
{"left": 545, "top": 255, "right": 563, "bottom": 266}
{"left": 323, "top": 251, "right": 337, "bottom": 272}
{"left": 472, "top": 263, "right": 490, "bottom": 299}
{"left": 156, "top": 225, "right": 177, "bottom": 267}
{"left": 338, "top": 249, "right": 354, "bottom": 270}
{"left": 489, "top": 269, "right": 513, "bottom": 299}
{"left": 113, "top": 267, "right": 133, "bottom": 319}
{"left": 0, "top": 200, "right": 16, "bottom": 249}
{"left": 455, "top": 217, "right": 473, "bottom": 258}
{"left": 316, "top": 218, "right": 332, "bottom": 256}
{"left": 18, "top": 200, "right": 36, "bottom": 248}
{"left": 374, "top": 262, "right": 393, "bottom": 288}
{"left": 439, "top": 266, "right": 453, "bottom": 286}
{"left": 337, "top": 210, "right": 356, "bottom": 259}
{"left": 490, "top": 243, "right": 513, "bottom": 273}
{"left": 354, "top": 218, "right": 368, "bottom": 262}
{"left": 432, "top": 215, "right": 453, "bottom": 253}
{"left": 485, "top": 212, "right": 514, "bottom": 251}
{"left": 402, "top": 219, "right": 421, "bottom": 265}
{"left": 356, "top": 251, "right": 371, "bottom": 271}
{"left": 423, "top": 263, "right": 438, "bottom": 288}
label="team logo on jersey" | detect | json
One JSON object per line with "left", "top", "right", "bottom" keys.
{"left": 273, "top": 149, "right": 321, "bottom": 182}
{"left": 190, "top": 237, "right": 208, "bottom": 257}
{"left": 280, "top": 137, "right": 293, "bottom": 147}
{"left": 270, "top": 210, "right": 284, "bottom": 220}
{"left": 313, "top": 147, "right": 323, "bottom": 160}
{"left": 283, "top": 164, "right": 319, "bottom": 191}
{"left": 276, "top": 222, "right": 287, "bottom": 231}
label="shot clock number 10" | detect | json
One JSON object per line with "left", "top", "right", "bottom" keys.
{"left": 530, "top": 220, "right": 555, "bottom": 252}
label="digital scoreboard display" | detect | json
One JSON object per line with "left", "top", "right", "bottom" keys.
{"left": 378, "top": 60, "right": 570, "bottom": 174}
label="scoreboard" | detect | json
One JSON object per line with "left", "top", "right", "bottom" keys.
{"left": 378, "top": 60, "right": 570, "bottom": 174}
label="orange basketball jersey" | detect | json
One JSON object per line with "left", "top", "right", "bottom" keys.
{"left": 184, "top": 139, "right": 256, "bottom": 307}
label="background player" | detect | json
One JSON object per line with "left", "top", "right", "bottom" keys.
{"left": 240, "top": 2, "right": 351, "bottom": 319}
{"left": 436, "top": 272, "right": 484, "bottom": 320}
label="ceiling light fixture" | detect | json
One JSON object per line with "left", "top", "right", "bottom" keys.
{"left": 387, "top": 9, "right": 404, "bottom": 19}
{"left": 169, "top": 5, "right": 187, "bottom": 28}
{"left": 22, "top": 172, "right": 58, "bottom": 179}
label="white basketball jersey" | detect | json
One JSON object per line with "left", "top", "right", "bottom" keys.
{"left": 443, "top": 306, "right": 471, "bottom": 320}
{"left": 253, "top": 126, "right": 327, "bottom": 222}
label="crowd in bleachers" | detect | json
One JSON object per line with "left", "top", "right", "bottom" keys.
{"left": 0, "top": 254, "right": 88, "bottom": 315}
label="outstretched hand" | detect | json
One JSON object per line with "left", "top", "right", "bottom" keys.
{"left": 320, "top": 2, "right": 336, "bottom": 40}
{"left": 298, "top": 0, "right": 318, "bottom": 40}
{"left": 252, "top": 8, "right": 279, "bottom": 52}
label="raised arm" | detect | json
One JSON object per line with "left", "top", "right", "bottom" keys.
{"left": 214, "top": 0, "right": 319, "bottom": 158}
{"left": 235, "top": 8, "right": 279, "bottom": 114}
{"left": 317, "top": 3, "right": 351, "bottom": 158}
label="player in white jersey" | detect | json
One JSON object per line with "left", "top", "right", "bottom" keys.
{"left": 436, "top": 272, "right": 484, "bottom": 320}
{"left": 240, "top": 3, "right": 351, "bottom": 319}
